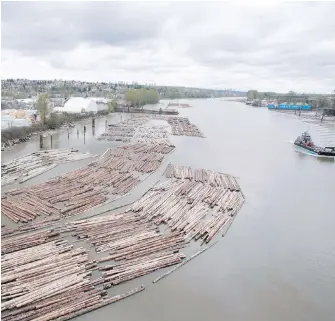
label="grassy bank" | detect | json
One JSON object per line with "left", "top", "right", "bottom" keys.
{"left": 1, "top": 111, "right": 109, "bottom": 144}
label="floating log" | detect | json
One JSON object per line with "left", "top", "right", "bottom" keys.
{"left": 1, "top": 230, "right": 61, "bottom": 254}
{"left": 166, "top": 116, "right": 204, "bottom": 137}
{"left": 1, "top": 217, "right": 61, "bottom": 238}
{"left": 103, "top": 252, "right": 184, "bottom": 285}
{"left": 152, "top": 241, "right": 218, "bottom": 283}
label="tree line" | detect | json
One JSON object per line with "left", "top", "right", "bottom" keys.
{"left": 125, "top": 88, "right": 160, "bottom": 107}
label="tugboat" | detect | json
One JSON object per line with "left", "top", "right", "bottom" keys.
{"left": 294, "top": 131, "right": 335, "bottom": 157}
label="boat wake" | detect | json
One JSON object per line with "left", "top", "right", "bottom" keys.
{"left": 294, "top": 147, "right": 334, "bottom": 159}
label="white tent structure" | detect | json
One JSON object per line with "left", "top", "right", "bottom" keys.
{"left": 87, "top": 97, "right": 108, "bottom": 104}
{"left": 87, "top": 97, "right": 108, "bottom": 112}
{"left": 59, "top": 97, "right": 99, "bottom": 114}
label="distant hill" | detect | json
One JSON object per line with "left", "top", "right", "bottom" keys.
{"left": 1, "top": 79, "right": 246, "bottom": 100}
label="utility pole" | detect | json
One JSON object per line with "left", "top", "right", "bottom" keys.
{"left": 39, "top": 135, "right": 43, "bottom": 148}
{"left": 321, "top": 109, "right": 325, "bottom": 123}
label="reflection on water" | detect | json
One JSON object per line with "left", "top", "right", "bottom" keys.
{"left": 2, "top": 101, "right": 335, "bottom": 321}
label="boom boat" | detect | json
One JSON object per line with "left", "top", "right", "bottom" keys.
{"left": 294, "top": 131, "right": 335, "bottom": 157}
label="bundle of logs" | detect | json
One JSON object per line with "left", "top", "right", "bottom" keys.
{"left": 167, "top": 117, "right": 204, "bottom": 137}
{"left": 167, "top": 103, "right": 192, "bottom": 108}
{"left": 129, "top": 165, "right": 244, "bottom": 243}
{"left": 131, "top": 114, "right": 170, "bottom": 122}
{"left": 121, "top": 142, "right": 175, "bottom": 155}
{"left": 2, "top": 143, "right": 177, "bottom": 224}
{"left": 171, "top": 124, "right": 204, "bottom": 137}
{"left": 65, "top": 212, "right": 186, "bottom": 287}
{"left": 1, "top": 229, "right": 62, "bottom": 254}
{"left": 98, "top": 116, "right": 175, "bottom": 146}
{"left": 1, "top": 148, "right": 150, "bottom": 223}
{"left": 97, "top": 118, "right": 149, "bottom": 142}
{"left": 1, "top": 217, "right": 62, "bottom": 238}
{"left": 1, "top": 191, "right": 62, "bottom": 223}
{"left": 133, "top": 125, "right": 172, "bottom": 145}
{"left": 98, "top": 114, "right": 203, "bottom": 141}
{"left": 132, "top": 114, "right": 204, "bottom": 138}
{"left": 1, "top": 236, "right": 145, "bottom": 321}
{"left": 102, "top": 252, "right": 185, "bottom": 286}
{"left": 1, "top": 148, "right": 97, "bottom": 186}
{"left": 95, "top": 143, "right": 175, "bottom": 174}
{"left": 1, "top": 170, "right": 137, "bottom": 223}
{"left": 165, "top": 164, "right": 241, "bottom": 190}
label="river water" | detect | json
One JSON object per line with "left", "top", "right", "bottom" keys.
{"left": 2, "top": 99, "right": 335, "bottom": 321}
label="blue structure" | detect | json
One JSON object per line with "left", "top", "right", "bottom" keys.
{"left": 268, "top": 104, "right": 311, "bottom": 111}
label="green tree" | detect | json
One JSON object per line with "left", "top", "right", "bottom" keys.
{"left": 108, "top": 100, "right": 117, "bottom": 112}
{"left": 36, "top": 93, "right": 50, "bottom": 125}
{"left": 247, "top": 90, "right": 258, "bottom": 100}
{"left": 125, "top": 88, "right": 160, "bottom": 107}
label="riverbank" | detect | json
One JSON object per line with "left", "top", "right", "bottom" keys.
{"left": 1, "top": 111, "right": 110, "bottom": 150}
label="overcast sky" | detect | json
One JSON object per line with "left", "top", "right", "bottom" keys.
{"left": 2, "top": 1, "right": 335, "bottom": 93}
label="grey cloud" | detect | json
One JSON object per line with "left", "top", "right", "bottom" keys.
{"left": 184, "top": 3, "right": 335, "bottom": 88}
{"left": 49, "top": 57, "right": 91, "bottom": 71}
{"left": 1, "top": 1, "right": 335, "bottom": 92}
{"left": 1, "top": 2, "right": 167, "bottom": 55}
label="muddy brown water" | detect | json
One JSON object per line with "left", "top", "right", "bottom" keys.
{"left": 1, "top": 99, "right": 335, "bottom": 321}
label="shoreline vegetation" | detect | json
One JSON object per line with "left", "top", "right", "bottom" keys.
{"left": 1, "top": 89, "right": 160, "bottom": 149}
{"left": 1, "top": 111, "right": 109, "bottom": 149}
{"left": 1, "top": 92, "right": 111, "bottom": 149}
{"left": 1, "top": 89, "right": 162, "bottom": 149}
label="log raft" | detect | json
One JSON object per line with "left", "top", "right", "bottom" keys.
{"left": 1, "top": 148, "right": 97, "bottom": 187}
{"left": 1, "top": 113, "right": 245, "bottom": 321}
{"left": 1, "top": 231, "right": 145, "bottom": 321}
{"left": 2, "top": 142, "right": 177, "bottom": 223}
{"left": 130, "top": 164, "right": 245, "bottom": 243}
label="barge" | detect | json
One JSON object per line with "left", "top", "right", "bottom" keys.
{"left": 268, "top": 103, "right": 311, "bottom": 111}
